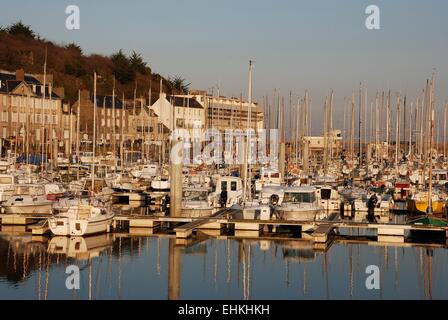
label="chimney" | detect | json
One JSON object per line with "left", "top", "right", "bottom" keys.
{"left": 15, "top": 69, "right": 25, "bottom": 82}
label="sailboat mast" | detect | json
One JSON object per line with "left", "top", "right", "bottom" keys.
{"left": 41, "top": 47, "right": 47, "bottom": 173}
{"left": 92, "top": 72, "right": 97, "bottom": 192}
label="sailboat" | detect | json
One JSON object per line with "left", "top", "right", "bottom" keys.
{"left": 407, "top": 76, "right": 448, "bottom": 223}
{"left": 49, "top": 72, "right": 115, "bottom": 236}
{"left": 48, "top": 200, "right": 114, "bottom": 236}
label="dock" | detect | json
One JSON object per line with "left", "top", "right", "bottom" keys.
{"left": 2, "top": 209, "right": 448, "bottom": 248}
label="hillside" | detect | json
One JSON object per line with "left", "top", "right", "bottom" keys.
{"left": 0, "top": 22, "right": 187, "bottom": 103}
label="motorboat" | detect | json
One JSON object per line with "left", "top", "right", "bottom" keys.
{"left": 276, "top": 186, "right": 325, "bottom": 221}
{"left": 315, "top": 185, "right": 341, "bottom": 211}
{"left": 181, "top": 187, "right": 215, "bottom": 217}
{"left": 2, "top": 184, "right": 53, "bottom": 215}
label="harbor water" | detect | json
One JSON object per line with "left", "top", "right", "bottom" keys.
{"left": 1, "top": 208, "right": 447, "bottom": 300}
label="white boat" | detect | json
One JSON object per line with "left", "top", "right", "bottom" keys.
{"left": 151, "top": 176, "right": 170, "bottom": 191}
{"left": 131, "top": 164, "right": 159, "bottom": 179}
{"left": 353, "top": 191, "right": 393, "bottom": 214}
{"left": 254, "top": 168, "right": 282, "bottom": 195}
{"left": 315, "top": 185, "right": 341, "bottom": 211}
{"left": 259, "top": 185, "right": 285, "bottom": 205}
{"left": 48, "top": 202, "right": 114, "bottom": 236}
{"left": 2, "top": 184, "right": 53, "bottom": 215}
{"left": 231, "top": 203, "right": 273, "bottom": 220}
{"left": 181, "top": 187, "right": 215, "bottom": 217}
{"left": 276, "top": 186, "right": 325, "bottom": 221}
{"left": 211, "top": 176, "right": 243, "bottom": 207}
{"left": 0, "top": 174, "right": 16, "bottom": 203}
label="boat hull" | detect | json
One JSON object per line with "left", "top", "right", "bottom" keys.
{"left": 3, "top": 203, "right": 53, "bottom": 215}
{"left": 49, "top": 215, "right": 113, "bottom": 236}
{"left": 277, "top": 208, "right": 324, "bottom": 221}
{"left": 406, "top": 199, "right": 444, "bottom": 215}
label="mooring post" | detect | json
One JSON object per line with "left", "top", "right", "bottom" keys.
{"left": 170, "top": 137, "right": 183, "bottom": 217}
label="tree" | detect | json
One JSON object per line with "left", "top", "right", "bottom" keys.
{"left": 66, "top": 43, "right": 83, "bottom": 57}
{"left": 6, "top": 21, "right": 35, "bottom": 39}
{"left": 168, "top": 75, "right": 191, "bottom": 94}
{"left": 129, "top": 51, "right": 150, "bottom": 75}
{"left": 110, "top": 49, "right": 135, "bottom": 84}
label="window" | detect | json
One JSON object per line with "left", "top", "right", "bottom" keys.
{"left": 64, "top": 130, "right": 69, "bottom": 139}
{"left": 2, "top": 111, "right": 7, "bottom": 122}
{"left": 19, "top": 113, "right": 25, "bottom": 123}
{"left": 36, "top": 129, "right": 41, "bottom": 141}
{"left": 231, "top": 181, "right": 237, "bottom": 191}
{"left": 11, "top": 112, "right": 18, "bottom": 122}
{"left": 2, "top": 127, "right": 6, "bottom": 139}
{"left": 221, "top": 181, "right": 228, "bottom": 192}
{"left": 107, "top": 119, "right": 111, "bottom": 127}
{"left": 176, "top": 118, "right": 184, "bottom": 128}
{"left": 53, "top": 115, "right": 57, "bottom": 124}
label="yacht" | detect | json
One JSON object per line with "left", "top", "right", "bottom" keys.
{"left": 276, "top": 186, "right": 325, "bottom": 221}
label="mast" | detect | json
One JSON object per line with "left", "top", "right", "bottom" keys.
{"left": 112, "top": 78, "right": 116, "bottom": 161}
{"left": 428, "top": 73, "right": 435, "bottom": 214}
{"left": 41, "top": 47, "right": 47, "bottom": 173}
{"left": 243, "top": 60, "right": 253, "bottom": 202}
{"left": 91, "top": 72, "right": 97, "bottom": 192}
{"left": 76, "top": 90, "right": 80, "bottom": 180}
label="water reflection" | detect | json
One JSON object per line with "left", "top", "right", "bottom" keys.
{"left": 0, "top": 231, "right": 447, "bottom": 300}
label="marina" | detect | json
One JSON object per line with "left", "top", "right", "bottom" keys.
{"left": 1, "top": 1, "right": 448, "bottom": 303}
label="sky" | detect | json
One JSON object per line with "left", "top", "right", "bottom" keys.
{"left": 1, "top": 0, "right": 448, "bottom": 134}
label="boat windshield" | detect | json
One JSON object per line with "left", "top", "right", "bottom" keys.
{"left": 183, "top": 190, "right": 208, "bottom": 201}
{"left": 284, "top": 192, "right": 315, "bottom": 203}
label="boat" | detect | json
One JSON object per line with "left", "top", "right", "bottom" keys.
{"left": 406, "top": 191, "right": 445, "bottom": 215}
{"left": 392, "top": 181, "right": 411, "bottom": 212}
{"left": 315, "top": 185, "right": 341, "bottom": 211}
{"left": 130, "top": 164, "right": 159, "bottom": 180}
{"left": 231, "top": 203, "right": 273, "bottom": 220}
{"left": 151, "top": 176, "right": 170, "bottom": 191}
{"left": 276, "top": 186, "right": 325, "bottom": 221}
{"left": 0, "top": 174, "right": 16, "bottom": 203}
{"left": 254, "top": 168, "right": 282, "bottom": 196}
{"left": 48, "top": 202, "right": 114, "bottom": 236}
{"left": 2, "top": 184, "right": 54, "bottom": 215}
{"left": 181, "top": 187, "right": 214, "bottom": 217}
{"left": 211, "top": 176, "right": 243, "bottom": 208}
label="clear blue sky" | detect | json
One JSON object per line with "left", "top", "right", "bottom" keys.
{"left": 1, "top": 0, "right": 448, "bottom": 134}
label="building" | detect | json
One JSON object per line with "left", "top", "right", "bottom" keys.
{"left": 150, "top": 93, "right": 206, "bottom": 135}
{"left": 0, "top": 69, "right": 68, "bottom": 156}
{"left": 190, "top": 90, "right": 264, "bottom": 132}
{"left": 71, "top": 90, "right": 128, "bottom": 151}
{"left": 303, "top": 129, "right": 343, "bottom": 158}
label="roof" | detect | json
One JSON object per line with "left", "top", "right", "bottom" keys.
{"left": 94, "top": 95, "right": 123, "bottom": 109}
{"left": 0, "top": 71, "right": 60, "bottom": 99}
{"left": 167, "top": 95, "right": 203, "bottom": 109}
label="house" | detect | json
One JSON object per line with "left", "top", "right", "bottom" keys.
{"left": 0, "top": 69, "right": 67, "bottom": 155}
